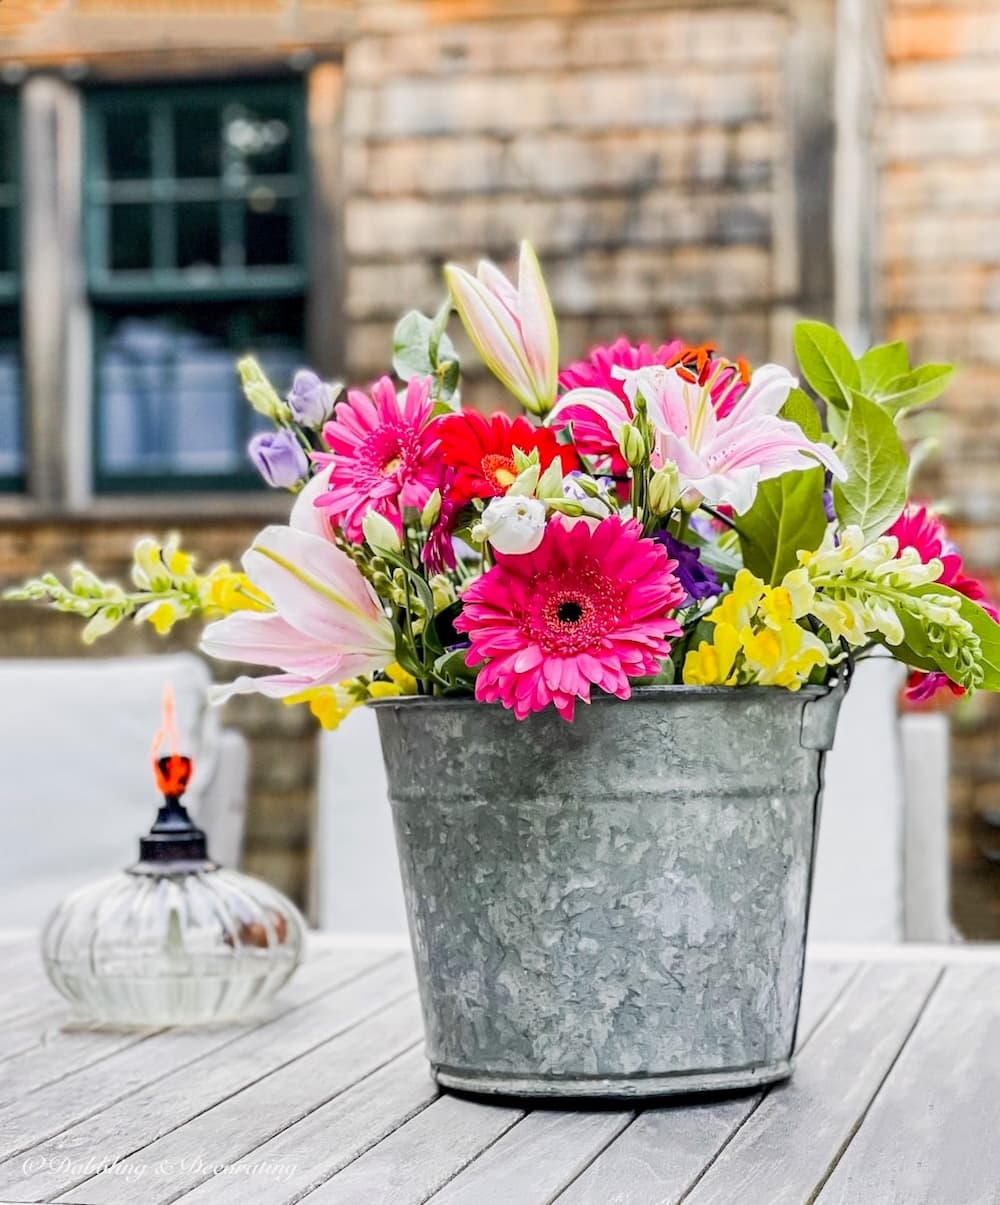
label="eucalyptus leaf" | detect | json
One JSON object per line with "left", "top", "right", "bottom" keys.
{"left": 793, "top": 320, "right": 860, "bottom": 409}
{"left": 832, "top": 394, "right": 908, "bottom": 542}
{"left": 738, "top": 465, "right": 827, "bottom": 585}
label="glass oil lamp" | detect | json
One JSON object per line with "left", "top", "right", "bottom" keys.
{"left": 41, "top": 687, "right": 305, "bottom": 1026}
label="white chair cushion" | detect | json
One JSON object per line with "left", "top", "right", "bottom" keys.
{"left": 0, "top": 653, "right": 222, "bottom": 925}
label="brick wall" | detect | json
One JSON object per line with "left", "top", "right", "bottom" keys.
{"left": 881, "top": 0, "right": 1000, "bottom": 936}
{"left": 340, "top": 4, "right": 792, "bottom": 391}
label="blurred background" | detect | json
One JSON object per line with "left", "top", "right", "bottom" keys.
{"left": 1, "top": 0, "right": 999, "bottom": 935}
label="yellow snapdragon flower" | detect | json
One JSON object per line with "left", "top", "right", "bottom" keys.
{"left": 283, "top": 664, "right": 418, "bottom": 731}
{"left": 683, "top": 622, "right": 741, "bottom": 686}
{"left": 684, "top": 568, "right": 832, "bottom": 690}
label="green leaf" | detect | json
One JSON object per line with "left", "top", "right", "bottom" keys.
{"left": 858, "top": 342, "right": 909, "bottom": 395}
{"left": 877, "top": 364, "right": 954, "bottom": 415}
{"left": 832, "top": 394, "right": 908, "bottom": 542}
{"left": 793, "top": 320, "right": 860, "bottom": 409}
{"left": 781, "top": 388, "right": 823, "bottom": 441}
{"left": 738, "top": 466, "right": 827, "bottom": 585}
{"left": 392, "top": 310, "right": 458, "bottom": 385}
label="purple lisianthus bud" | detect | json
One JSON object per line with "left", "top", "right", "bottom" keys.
{"left": 655, "top": 532, "right": 722, "bottom": 604}
{"left": 248, "top": 429, "right": 309, "bottom": 489}
{"left": 287, "top": 369, "right": 337, "bottom": 429}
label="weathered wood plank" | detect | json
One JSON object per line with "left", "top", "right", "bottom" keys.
{"left": 682, "top": 962, "right": 941, "bottom": 1205}
{"left": 425, "top": 1109, "right": 634, "bottom": 1205}
{"left": 58, "top": 996, "right": 425, "bottom": 1204}
{"left": 166, "top": 1045, "right": 438, "bottom": 1205}
{"left": 0, "top": 950, "right": 406, "bottom": 1194}
{"left": 816, "top": 965, "right": 1000, "bottom": 1205}
{"left": 0, "top": 1006, "right": 76, "bottom": 1064}
{"left": 553, "top": 959, "right": 858, "bottom": 1205}
{"left": 0, "top": 945, "right": 381, "bottom": 1105}
{"left": 302, "top": 1090, "right": 523, "bottom": 1205}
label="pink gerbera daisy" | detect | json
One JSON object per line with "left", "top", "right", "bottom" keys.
{"left": 313, "top": 375, "right": 442, "bottom": 541}
{"left": 454, "top": 516, "right": 685, "bottom": 721}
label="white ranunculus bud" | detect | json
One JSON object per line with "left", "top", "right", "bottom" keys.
{"left": 480, "top": 495, "right": 547, "bottom": 556}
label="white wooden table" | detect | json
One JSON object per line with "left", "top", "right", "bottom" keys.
{"left": 0, "top": 934, "right": 998, "bottom": 1205}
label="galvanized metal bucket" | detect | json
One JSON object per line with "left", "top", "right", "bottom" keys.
{"left": 371, "top": 682, "right": 845, "bottom": 1099}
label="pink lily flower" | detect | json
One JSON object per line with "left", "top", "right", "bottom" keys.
{"left": 550, "top": 362, "right": 846, "bottom": 515}
{"left": 201, "top": 476, "right": 395, "bottom": 702}
{"left": 445, "top": 240, "right": 559, "bottom": 416}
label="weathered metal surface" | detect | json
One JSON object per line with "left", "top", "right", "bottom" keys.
{"left": 372, "top": 685, "right": 845, "bottom": 1098}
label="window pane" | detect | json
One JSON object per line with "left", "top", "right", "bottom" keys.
{"left": 109, "top": 204, "right": 153, "bottom": 271}
{"left": 0, "top": 208, "right": 13, "bottom": 276}
{"left": 176, "top": 201, "right": 220, "bottom": 270}
{"left": 244, "top": 192, "right": 293, "bottom": 266}
{"left": 105, "top": 107, "right": 152, "bottom": 181}
{"left": 174, "top": 104, "right": 222, "bottom": 179}
{"left": 0, "top": 101, "right": 15, "bottom": 188}
{"left": 223, "top": 100, "right": 292, "bottom": 182}
{"left": 0, "top": 307, "right": 22, "bottom": 483}
{"left": 96, "top": 301, "right": 303, "bottom": 486}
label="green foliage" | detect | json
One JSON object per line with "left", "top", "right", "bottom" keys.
{"left": 780, "top": 387, "right": 823, "bottom": 440}
{"left": 876, "top": 364, "right": 954, "bottom": 416}
{"left": 793, "top": 321, "right": 859, "bottom": 409}
{"left": 832, "top": 394, "right": 908, "bottom": 542}
{"left": 858, "top": 342, "right": 909, "bottom": 395}
{"left": 739, "top": 468, "right": 827, "bottom": 585}
{"left": 392, "top": 299, "right": 460, "bottom": 401}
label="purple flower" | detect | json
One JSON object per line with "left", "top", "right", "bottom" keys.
{"left": 823, "top": 487, "right": 836, "bottom": 524}
{"left": 248, "top": 430, "right": 309, "bottom": 489}
{"left": 287, "top": 370, "right": 337, "bottom": 429}
{"left": 655, "top": 532, "right": 721, "bottom": 604}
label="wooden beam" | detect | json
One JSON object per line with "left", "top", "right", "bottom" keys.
{"left": 20, "top": 75, "right": 90, "bottom": 508}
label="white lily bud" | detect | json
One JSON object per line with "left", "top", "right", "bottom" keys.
{"left": 362, "top": 509, "right": 403, "bottom": 555}
{"left": 480, "top": 495, "right": 547, "bottom": 555}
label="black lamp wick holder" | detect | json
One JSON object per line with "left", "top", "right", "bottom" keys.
{"left": 132, "top": 755, "right": 217, "bottom": 872}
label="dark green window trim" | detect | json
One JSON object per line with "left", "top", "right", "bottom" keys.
{"left": 84, "top": 79, "right": 308, "bottom": 493}
{"left": 0, "top": 90, "right": 24, "bottom": 493}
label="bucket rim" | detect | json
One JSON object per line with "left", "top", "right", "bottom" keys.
{"left": 367, "top": 682, "right": 836, "bottom": 711}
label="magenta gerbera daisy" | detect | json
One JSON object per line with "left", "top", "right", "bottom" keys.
{"left": 454, "top": 516, "right": 685, "bottom": 721}
{"left": 313, "top": 375, "right": 442, "bottom": 541}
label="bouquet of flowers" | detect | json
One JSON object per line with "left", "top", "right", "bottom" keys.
{"left": 11, "top": 241, "right": 1000, "bottom": 724}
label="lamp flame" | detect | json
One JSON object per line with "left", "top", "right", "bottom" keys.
{"left": 152, "top": 683, "right": 193, "bottom": 798}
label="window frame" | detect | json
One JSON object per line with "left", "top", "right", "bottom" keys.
{"left": 83, "top": 77, "right": 309, "bottom": 494}
{"left": 0, "top": 89, "right": 24, "bottom": 493}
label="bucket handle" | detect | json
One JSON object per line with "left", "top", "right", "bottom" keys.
{"left": 799, "top": 657, "right": 852, "bottom": 751}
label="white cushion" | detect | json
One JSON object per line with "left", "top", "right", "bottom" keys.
{"left": 0, "top": 653, "right": 222, "bottom": 925}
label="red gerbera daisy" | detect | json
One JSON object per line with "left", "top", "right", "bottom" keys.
{"left": 455, "top": 516, "right": 685, "bottom": 721}
{"left": 438, "top": 410, "right": 578, "bottom": 505}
